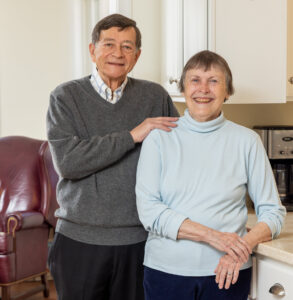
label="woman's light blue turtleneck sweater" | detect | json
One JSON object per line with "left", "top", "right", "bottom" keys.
{"left": 136, "top": 109, "right": 286, "bottom": 276}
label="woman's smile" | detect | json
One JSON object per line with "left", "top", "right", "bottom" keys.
{"left": 192, "top": 96, "right": 214, "bottom": 104}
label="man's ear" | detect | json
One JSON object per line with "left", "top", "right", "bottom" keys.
{"left": 89, "top": 43, "right": 96, "bottom": 62}
{"left": 134, "top": 49, "right": 141, "bottom": 63}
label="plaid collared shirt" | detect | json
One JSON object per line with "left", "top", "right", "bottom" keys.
{"left": 90, "top": 68, "right": 128, "bottom": 104}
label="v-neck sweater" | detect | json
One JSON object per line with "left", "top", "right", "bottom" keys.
{"left": 136, "top": 109, "right": 285, "bottom": 276}
{"left": 47, "top": 75, "right": 179, "bottom": 245}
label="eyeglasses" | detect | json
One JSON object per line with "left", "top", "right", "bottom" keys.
{"left": 97, "top": 41, "right": 136, "bottom": 54}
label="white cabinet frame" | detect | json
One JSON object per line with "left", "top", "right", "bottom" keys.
{"left": 161, "top": 0, "right": 208, "bottom": 99}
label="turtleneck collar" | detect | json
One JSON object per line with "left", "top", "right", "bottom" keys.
{"left": 180, "top": 109, "right": 226, "bottom": 133}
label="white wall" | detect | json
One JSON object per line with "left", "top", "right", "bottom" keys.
{"left": 0, "top": 0, "right": 92, "bottom": 139}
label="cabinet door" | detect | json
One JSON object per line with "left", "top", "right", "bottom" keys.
{"left": 287, "top": 0, "right": 293, "bottom": 99}
{"left": 256, "top": 255, "right": 293, "bottom": 299}
{"left": 209, "top": 0, "right": 287, "bottom": 103}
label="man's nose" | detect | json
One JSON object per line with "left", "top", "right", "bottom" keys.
{"left": 112, "top": 45, "right": 123, "bottom": 57}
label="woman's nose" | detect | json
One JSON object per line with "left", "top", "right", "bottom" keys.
{"left": 199, "top": 81, "right": 209, "bottom": 93}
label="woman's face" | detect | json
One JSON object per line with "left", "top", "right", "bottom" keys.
{"left": 183, "top": 66, "right": 229, "bottom": 122}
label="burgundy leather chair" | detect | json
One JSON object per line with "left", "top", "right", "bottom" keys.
{"left": 0, "top": 136, "right": 59, "bottom": 300}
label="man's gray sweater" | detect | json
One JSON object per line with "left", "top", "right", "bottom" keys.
{"left": 47, "top": 76, "right": 179, "bottom": 245}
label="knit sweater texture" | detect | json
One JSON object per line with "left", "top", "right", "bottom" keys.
{"left": 46, "top": 76, "right": 179, "bottom": 245}
{"left": 136, "top": 109, "right": 286, "bottom": 276}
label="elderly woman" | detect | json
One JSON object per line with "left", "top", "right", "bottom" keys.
{"left": 135, "top": 50, "right": 286, "bottom": 300}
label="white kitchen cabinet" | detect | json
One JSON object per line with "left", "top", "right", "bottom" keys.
{"left": 210, "top": 0, "right": 287, "bottom": 104}
{"left": 161, "top": 0, "right": 287, "bottom": 104}
{"left": 105, "top": 0, "right": 288, "bottom": 103}
{"left": 287, "top": 0, "right": 293, "bottom": 100}
{"left": 253, "top": 254, "right": 293, "bottom": 300}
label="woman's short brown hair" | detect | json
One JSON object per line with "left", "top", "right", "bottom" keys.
{"left": 179, "top": 50, "right": 234, "bottom": 96}
{"left": 91, "top": 14, "right": 142, "bottom": 49}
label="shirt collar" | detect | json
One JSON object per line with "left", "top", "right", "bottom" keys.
{"left": 90, "top": 68, "right": 128, "bottom": 104}
{"left": 180, "top": 109, "right": 226, "bottom": 133}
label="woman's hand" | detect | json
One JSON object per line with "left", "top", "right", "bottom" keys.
{"left": 207, "top": 230, "right": 252, "bottom": 263}
{"left": 178, "top": 220, "right": 252, "bottom": 263}
{"left": 214, "top": 254, "right": 242, "bottom": 289}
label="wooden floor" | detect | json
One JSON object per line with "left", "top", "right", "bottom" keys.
{"left": 0, "top": 280, "right": 57, "bottom": 300}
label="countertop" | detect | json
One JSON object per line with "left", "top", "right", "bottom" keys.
{"left": 247, "top": 212, "right": 293, "bottom": 265}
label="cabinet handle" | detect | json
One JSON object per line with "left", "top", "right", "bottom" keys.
{"left": 169, "top": 77, "right": 179, "bottom": 85}
{"left": 289, "top": 77, "right": 293, "bottom": 84}
{"left": 269, "top": 283, "right": 285, "bottom": 297}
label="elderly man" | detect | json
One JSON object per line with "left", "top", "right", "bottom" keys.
{"left": 47, "top": 14, "right": 179, "bottom": 300}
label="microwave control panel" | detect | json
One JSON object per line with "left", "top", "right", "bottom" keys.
{"left": 268, "top": 130, "right": 293, "bottom": 159}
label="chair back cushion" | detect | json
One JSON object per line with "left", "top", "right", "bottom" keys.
{"left": 0, "top": 136, "right": 44, "bottom": 231}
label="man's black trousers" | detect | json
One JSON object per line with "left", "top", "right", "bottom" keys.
{"left": 48, "top": 233, "right": 145, "bottom": 300}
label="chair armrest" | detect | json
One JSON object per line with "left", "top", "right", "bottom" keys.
{"left": 5, "top": 211, "right": 45, "bottom": 236}
{"left": 0, "top": 232, "right": 13, "bottom": 254}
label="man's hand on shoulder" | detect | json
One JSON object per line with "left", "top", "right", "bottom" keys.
{"left": 130, "top": 117, "right": 178, "bottom": 143}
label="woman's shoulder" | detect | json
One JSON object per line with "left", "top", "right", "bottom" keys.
{"left": 226, "top": 120, "right": 259, "bottom": 138}
{"left": 142, "top": 124, "right": 181, "bottom": 148}
{"left": 224, "top": 120, "right": 262, "bottom": 147}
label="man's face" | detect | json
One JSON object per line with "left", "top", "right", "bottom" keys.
{"left": 89, "top": 26, "right": 141, "bottom": 86}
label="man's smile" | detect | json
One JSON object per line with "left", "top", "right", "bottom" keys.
{"left": 107, "top": 62, "right": 125, "bottom": 66}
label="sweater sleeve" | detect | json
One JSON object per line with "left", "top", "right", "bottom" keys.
{"left": 46, "top": 91, "right": 135, "bottom": 180}
{"left": 136, "top": 132, "right": 187, "bottom": 240}
{"left": 247, "top": 136, "right": 286, "bottom": 239}
{"left": 165, "top": 94, "right": 180, "bottom": 117}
